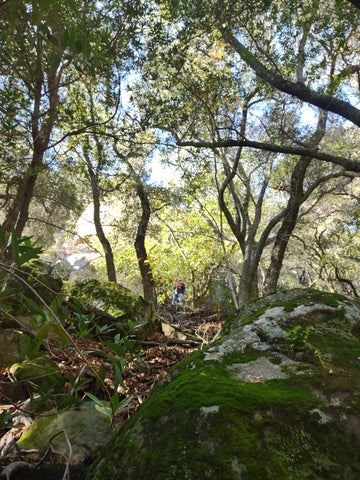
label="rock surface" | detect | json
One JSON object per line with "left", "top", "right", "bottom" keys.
{"left": 17, "top": 403, "right": 116, "bottom": 463}
{"left": 0, "top": 330, "right": 33, "bottom": 367}
{"left": 86, "top": 289, "right": 360, "bottom": 480}
{"left": 10, "top": 355, "right": 64, "bottom": 393}
{"left": 70, "top": 279, "right": 159, "bottom": 339}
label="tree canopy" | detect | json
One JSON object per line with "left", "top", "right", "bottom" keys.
{"left": 1, "top": 0, "right": 360, "bottom": 306}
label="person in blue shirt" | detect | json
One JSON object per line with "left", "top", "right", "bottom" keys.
{"left": 172, "top": 277, "right": 186, "bottom": 305}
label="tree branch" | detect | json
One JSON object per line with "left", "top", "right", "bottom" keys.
{"left": 176, "top": 138, "right": 360, "bottom": 172}
{"left": 222, "top": 31, "right": 360, "bottom": 128}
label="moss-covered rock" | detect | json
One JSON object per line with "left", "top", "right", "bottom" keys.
{"left": 10, "top": 355, "right": 64, "bottom": 393}
{"left": 87, "top": 289, "right": 360, "bottom": 480}
{"left": 17, "top": 403, "right": 115, "bottom": 463}
{"left": 0, "top": 329, "right": 33, "bottom": 367}
{"left": 4, "top": 266, "right": 63, "bottom": 316}
{"left": 70, "top": 279, "right": 159, "bottom": 339}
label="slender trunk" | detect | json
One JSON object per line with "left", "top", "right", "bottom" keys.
{"left": 3, "top": 51, "right": 61, "bottom": 237}
{"left": 264, "top": 110, "right": 328, "bottom": 294}
{"left": 134, "top": 180, "right": 157, "bottom": 305}
{"left": 238, "top": 246, "right": 259, "bottom": 305}
{"left": 87, "top": 163, "right": 117, "bottom": 283}
{"left": 237, "top": 173, "right": 270, "bottom": 305}
{"left": 264, "top": 158, "right": 311, "bottom": 293}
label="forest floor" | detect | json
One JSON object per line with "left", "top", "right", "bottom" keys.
{"left": 0, "top": 306, "right": 226, "bottom": 472}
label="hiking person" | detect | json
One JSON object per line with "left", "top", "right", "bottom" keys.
{"left": 172, "top": 277, "right": 186, "bottom": 305}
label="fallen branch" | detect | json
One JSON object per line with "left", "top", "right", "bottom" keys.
{"left": 140, "top": 338, "right": 201, "bottom": 347}
{"left": 34, "top": 429, "right": 72, "bottom": 480}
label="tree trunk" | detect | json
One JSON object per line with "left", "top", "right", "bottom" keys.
{"left": 2, "top": 177, "right": 27, "bottom": 233}
{"left": 264, "top": 110, "right": 328, "bottom": 294}
{"left": 2, "top": 61, "right": 61, "bottom": 237}
{"left": 238, "top": 247, "right": 259, "bottom": 305}
{"left": 134, "top": 180, "right": 157, "bottom": 305}
{"left": 87, "top": 163, "right": 117, "bottom": 283}
{"left": 264, "top": 158, "right": 311, "bottom": 293}
{"left": 14, "top": 157, "right": 42, "bottom": 238}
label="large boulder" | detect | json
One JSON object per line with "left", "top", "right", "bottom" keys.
{"left": 87, "top": 289, "right": 360, "bottom": 480}
{"left": 70, "top": 279, "right": 159, "bottom": 339}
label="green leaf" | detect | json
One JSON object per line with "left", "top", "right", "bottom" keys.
{"left": 51, "top": 323, "right": 68, "bottom": 347}
{"left": 34, "top": 323, "right": 53, "bottom": 346}
{"left": 85, "top": 392, "right": 112, "bottom": 420}
{"left": 31, "top": 6, "right": 39, "bottom": 25}
{"left": 106, "top": 342, "right": 126, "bottom": 357}
{"left": 122, "top": 336, "right": 138, "bottom": 353}
{"left": 68, "top": 371, "right": 76, "bottom": 388}
{"left": 50, "top": 294, "right": 64, "bottom": 314}
{"left": 74, "top": 40, "right": 82, "bottom": 53}
{"left": 22, "top": 295, "right": 47, "bottom": 317}
{"left": 68, "top": 25, "right": 77, "bottom": 50}
{"left": 48, "top": 35, "right": 59, "bottom": 46}
{"left": 96, "top": 363, "right": 106, "bottom": 391}
{"left": 83, "top": 39, "right": 91, "bottom": 56}
{"left": 17, "top": 247, "right": 42, "bottom": 266}
{"left": 94, "top": 405, "right": 112, "bottom": 419}
{"left": 0, "top": 288, "right": 13, "bottom": 300}
{"left": 84, "top": 391, "right": 104, "bottom": 405}
{"left": 38, "top": 0, "right": 52, "bottom": 10}
{"left": 113, "top": 363, "right": 123, "bottom": 391}
{"left": 110, "top": 393, "right": 119, "bottom": 411}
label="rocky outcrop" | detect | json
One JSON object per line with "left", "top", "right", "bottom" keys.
{"left": 86, "top": 289, "right": 360, "bottom": 480}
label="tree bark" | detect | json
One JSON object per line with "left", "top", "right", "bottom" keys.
{"left": 2, "top": 46, "right": 62, "bottom": 237}
{"left": 14, "top": 154, "right": 42, "bottom": 238}
{"left": 134, "top": 180, "right": 157, "bottom": 305}
{"left": 263, "top": 157, "right": 311, "bottom": 294}
{"left": 177, "top": 138, "right": 360, "bottom": 173}
{"left": 86, "top": 159, "right": 117, "bottom": 283}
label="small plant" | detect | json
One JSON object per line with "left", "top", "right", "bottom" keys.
{"left": 284, "top": 325, "right": 313, "bottom": 356}
{"left": 85, "top": 392, "right": 133, "bottom": 423}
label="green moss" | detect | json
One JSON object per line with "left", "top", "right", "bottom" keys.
{"left": 269, "top": 354, "right": 282, "bottom": 365}
{"left": 86, "top": 289, "right": 360, "bottom": 480}
{"left": 222, "top": 350, "right": 261, "bottom": 365}
{"left": 11, "top": 356, "right": 64, "bottom": 391}
{"left": 309, "top": 333, "right": 360, "bottom": 372}
{"left": 239, "top": 304, "right": 271, "bottom": 326}
{"left": 88, "top": 355, "right": 322, "bottom": 480}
